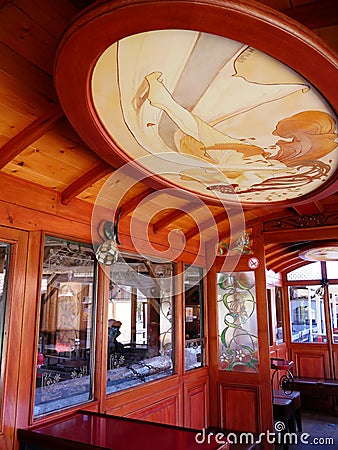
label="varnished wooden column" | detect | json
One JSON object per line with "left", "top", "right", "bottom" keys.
{"left": 253, "top": 223, "right": 274, "bottom": 446}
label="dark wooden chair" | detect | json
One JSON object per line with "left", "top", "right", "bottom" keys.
{"left": 273, "top": 397, "right": 295, "bottom": 450}
{"left": 273, "top": 389, "right": 302, "bottom": 432}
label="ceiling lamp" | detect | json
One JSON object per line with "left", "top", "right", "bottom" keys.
{"left": 299, "top": 246, "right": 338, "bottom": 262}
{"left": 95, "top": 208, "right": 122, "bottom": 265}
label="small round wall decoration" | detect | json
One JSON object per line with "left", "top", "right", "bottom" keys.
{"left": 248, "top": 256, "right": 260, "bottom": 270}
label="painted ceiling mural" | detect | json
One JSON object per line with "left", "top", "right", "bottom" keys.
{"left": 92, "top": 29, "right": 337, "bottom": 204}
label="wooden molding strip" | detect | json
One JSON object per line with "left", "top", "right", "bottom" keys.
{"left": 281, "top": 0, "right": 338, "bottom": 30}
{"left": 61, "top": 160, "right": 113, "bottom": 205}
{"left": 0, "top": 103, "right": 64, "bottom": 169}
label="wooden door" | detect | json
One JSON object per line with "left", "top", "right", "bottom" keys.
{"left": 0, "top": 226, "right": 28, "bottom": 450}
{"left": 207, "top": 251, "right": 273, "bottom": 449}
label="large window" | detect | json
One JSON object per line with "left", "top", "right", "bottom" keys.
{"left": 184, "top": 265, "right": 204, "bottom": 371}
{"left": 287, "top": 261, "right": 338, "bottom": 344}
{"left": 329, "top": 284, "right": 338, "bottom": 343}
{"left": 289, "top": 285, "right": 326, "bottom": 343}
{"left": 34, "top": 237, "right": 97, "bottom": 418}
{"left": 106, "top": 255, "right": 174, "bottom": 395}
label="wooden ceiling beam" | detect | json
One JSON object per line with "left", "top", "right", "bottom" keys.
{"left": 265, "top": 244, "right": 289, "bottom": 260}
{"left": 120, "top": 187, "right": 155, "bottom": 219}
{"left": 281, "top": 0, "right": 338, "bottom": 29}
{"left": 0, "top": 103, "right": 63, "bottom": 169}
{"left": 185, "top": 210, "right": 233, "bottom": 241}
{"left": 292, "top": 202, "right": 324, "bottom": 216}
{"left": 267, "top": 248, "right": 300, "bottom": 270}
{"left": 272, "top": 257, "right": 307, "bottom": 274}
{"left": 61, "top": 160, "right": 113, "bottom": 205}
{"left": 153, "top": 203, "right": 202, "bottom": 233}
{"left": 271, "top": 255, "right": 301, "bottom": 274}
{"left": 264, "top": 226, "right": 338, "bottom": 244}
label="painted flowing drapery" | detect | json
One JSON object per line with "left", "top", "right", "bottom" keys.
{"left": 92, "top": 29, "right": 337, "bottom": 204}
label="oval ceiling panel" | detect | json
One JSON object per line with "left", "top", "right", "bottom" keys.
{"left": 55, "top": 0, "right": 338, "bottom": 207}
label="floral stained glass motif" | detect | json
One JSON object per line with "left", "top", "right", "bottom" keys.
{"left": 217, "top": 271, "right": 258, "bottom": 373}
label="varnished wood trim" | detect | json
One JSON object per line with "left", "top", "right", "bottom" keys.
{"left": 153, "top": 204, "right": 200, "bottom": 233}
{"left": 292, "top": 202, "right": 324, "bottom": 216}
{"left": 0, "top": 104, "right": 64, "bottom": 169}
{"left": 0, "top": 227, "right": 28, "bottom": 448}
{"left": 0, "top": 1, "right": 11, "bottom": 10}
{"left": 252, "top": 223, "right": 273, "bottom": 436}
{"left": 185, "top": 211, "right": 221, "bottom": 241}
{"left": 55, "top": 0, "right": 338, "bottom": 207}
{"left": 120, "top": 187, "right": 154, "bottom": 218}
{"left": 281, "top": 0, "right": 338, "bottom": 30}
{"left": 272, "top": 257, "right": 307, "bottom": 274}
{"left": 264, "top": 226, "right": 338, "bottom": 244}
{"left": 61, "top": 161, "right": 113, "bottom": 205}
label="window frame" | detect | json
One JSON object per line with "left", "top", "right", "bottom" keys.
{"left": 32, "top": 234, "right": 98, "bottom": 419}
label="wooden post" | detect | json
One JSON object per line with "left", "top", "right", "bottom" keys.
{"left": 253, "top": 223, "right": 274, "bottom": 448}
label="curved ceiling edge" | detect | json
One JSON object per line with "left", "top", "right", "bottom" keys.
{"left": 54, "top": 0, "right": 338, "bottom": 208}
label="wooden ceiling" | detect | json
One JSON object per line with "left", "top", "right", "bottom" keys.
{"left": 0, "top": 0, "right": 337, "bottom": 273}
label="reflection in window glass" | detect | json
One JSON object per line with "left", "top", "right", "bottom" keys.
{"left": 329, "top": 284, "right": 338, "bottom": 344}
{"left": 106, "top": 256, "right": 174, "bottom": 395}
{"left": 184, "top": 265, "right": 204, "bottom": 371}
{"left": 0, "top": 244, "right": 10, "bottom": 383}
{"left": 289, "top": 285, "right": 326, "bottom": 343}
{"left": 327, "top": 261, "right": 338, "bottom": 280}
{"left": 217, "top": 271, "right": 258, "bottom": 373}
{"left": 275, "top": 287, "right": 284, "bottom": 344}
{"left": 34, "top": 237, "right": 97, "bottom": 418}
{"left": 287, "top": 262, "right": 322, "bottom": 281}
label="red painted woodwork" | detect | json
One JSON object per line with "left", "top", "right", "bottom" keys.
{"left": 294, "top": 351, "right": 329, "bottom": 379}
{"left": 220, "top": 384, "right": 259, "bottom": 433}
{"left": 184, "top": 378, "right": 209, "bottom": 429}
{"left": 18, "top": 411, "right": 226, "bottom": 450}
{"left": 127, "top": 396, "right": 179, "bottom": 426}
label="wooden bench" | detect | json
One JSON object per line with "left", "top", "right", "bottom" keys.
{"left": 293, "top": 377, "right": 338, "bottom": 415}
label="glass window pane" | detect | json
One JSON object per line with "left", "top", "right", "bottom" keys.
{"left": 329, "top": 284, "right": 338, "bottom": 343}
{"left": 217, "top": 271, "right": 258, "bottom": 373}
{"left": 106, "top": 256, "right": 174, "bottom": 395}
{"left": 289, "top": 285, "right": 326, "bottom": 343}
{"left": 327, "top": 261, "right": 338, "bottom": 280}
{"left": 275, "top": 287, "right": 284, "bottom": 344}
{"left": 0, "top": 243, "right": 10, "bottom": 381}
{"left": 34, "top": 237, "right": 97, "bottom": 418}
{"left": 184, "top": 265, "right": 204, "bottom": 371}
{"left": 287, "top": 262, "right": 322, "bottom": 281}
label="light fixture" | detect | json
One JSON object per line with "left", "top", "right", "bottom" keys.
{"left": 299, "top": 246, "right": 338, "bottom": 262}
{"left": 58, "top": 271, "right": 75, "bottom": 298}
{"left": 95, "top": 208, "right": 122, "bottom": 265}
